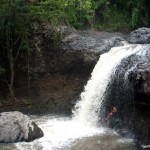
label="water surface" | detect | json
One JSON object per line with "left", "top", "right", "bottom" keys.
{"left": 0, "top": 115, "right": 136, "bottom": 150}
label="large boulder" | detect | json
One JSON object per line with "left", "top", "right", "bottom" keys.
{"left": 0, "top": 111, "right": 44, "bottom": 143}
{"left": 128, "top": 27, "right": 150, "bottom": 44}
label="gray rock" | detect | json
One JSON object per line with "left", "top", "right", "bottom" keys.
{"left": 26, "top": 25, "right": 128, "bottom": 74}
{"left": 0, "top": 111, "right": 44, "bottom": 143}
{"left": 59, "top": 28, "right": 128, "bottom": 73}
{"left": 128, "top": 27, "right": 150, "bottom": 44}
{"left": 113, "top": 44, "right": 150, "bottom": 103}
{"left": 62, "top": 33, "right": 126, "bottom": 53}
{"left": 124, "top": 45, "right": 150, "bottom": 96}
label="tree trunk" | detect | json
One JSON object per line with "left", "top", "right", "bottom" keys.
{"left": 8, "top": 49, "right": 15, "bottom": 101}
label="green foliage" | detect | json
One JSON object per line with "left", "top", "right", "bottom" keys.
{"left": 31, "top": 0, "right": 95, "bottom": 28}
{"left": 131, "top": 0, "right": 149, "bottom": 27}
{"left": 0, "top": 0, "right": 149, "bottom": 32}
{"left": 94, "top": 9, "right": 130, "bottom": 31}
{"left": 112, "top": 0, "right": 149, "bottom": 28}
{"left": 93, "top": 0, "right": 150, "bottom": 30}
{"left": 131, "top": 8, "right": 139, "bottom": 27}
{"left": 0, "top": 0, "right": 149, "bottom": 78}
{"left": 0, "top": 0, "right": 29, "bottom": 71}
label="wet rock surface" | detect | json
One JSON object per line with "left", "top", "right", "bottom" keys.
{"left": 100, "top": 44, "right": 150, "bottom": 149}
{"left": 0, "top": 111, "right": 44, "bottom": 143}
{"left": 128, "top": 27, "right": 150, "bottom": 44}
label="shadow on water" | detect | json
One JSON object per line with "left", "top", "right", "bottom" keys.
{"left": 63, "top": 133, "right": 136, "bottom": 150}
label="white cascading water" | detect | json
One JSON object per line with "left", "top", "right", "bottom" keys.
{"left": 72, "top": 44, "right": 143, "bottom": 127}
{"left": 14, "top": 44, "right": 144, "bottom": 150}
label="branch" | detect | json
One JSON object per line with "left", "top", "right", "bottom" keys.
{"left": 12, "top": 32, "right": 22, "bottom": 47}
{"left": 14, "top": 37, "right": 23, "bottom": 61}
{"left": 1, "top": 73, "right": 9, "bottom": 86}
{"left": 6, "top": 23, "right": 10, "bottom": 52}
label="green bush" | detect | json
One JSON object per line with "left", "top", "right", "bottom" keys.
{"left": 34, "top": 0, "right": 95, "bottom": 28}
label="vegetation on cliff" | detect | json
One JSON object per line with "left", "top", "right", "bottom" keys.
{"left": 0, "top": 0, "right": 150, "bottom": 101}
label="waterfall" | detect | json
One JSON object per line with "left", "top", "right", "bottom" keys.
{"left": 14, "top": 44, "right": 146, "bottom": 150}
{"left": 73, "top": 44, "right": 144, "bottom": 127}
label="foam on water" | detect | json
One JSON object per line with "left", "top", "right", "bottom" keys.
{"left": 16, "top": 116, "right": 107, "bottom": 150}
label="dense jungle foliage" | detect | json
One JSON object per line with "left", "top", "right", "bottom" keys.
{"left": 0, "top": 0, "right": 150, "bottom": 101}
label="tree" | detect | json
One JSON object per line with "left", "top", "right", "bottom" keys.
{"left": 0, "top": 0, "right": 28, "bottom": 102}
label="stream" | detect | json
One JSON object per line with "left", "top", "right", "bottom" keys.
{"left": 0, "top": 115, "right": 136, "bottom": 150}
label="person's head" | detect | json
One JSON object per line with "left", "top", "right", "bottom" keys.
{"left": 112, "top": 106, "right": 117, "bottom": 113}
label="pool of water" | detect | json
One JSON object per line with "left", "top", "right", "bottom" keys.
{"left": 0, "top": 115, "right": 137, "bottom": 150}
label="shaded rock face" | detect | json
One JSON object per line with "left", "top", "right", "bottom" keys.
{"left": 24, "top": 24, "right": 128, "bottom": 75}
{"left": 13, "top": 73, "right": 89, "bottom": 115}
{"left": 0, "top": 111, "right": 43, "bottom": 143}
{"left": 128, "top": 27, "right": 150, "bottom": 44}
{"left": 12, "top": 24, "right": 129, "bottom": 114}
{"left": 60, "top": 30, "right": 127, "bottom": 73}
{"left": 100, "top": 44, "right": 150, "bottom": 148}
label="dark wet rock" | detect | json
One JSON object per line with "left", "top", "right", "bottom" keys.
{"left": 129, "top": 62, "right": 150, "bottom": 96}
{"left": 100, "top": 44, "right": 150, "bottom": 148}
{"left": 0, "top": 111, "right": 44, "bottom": 143}
{"left": 128, "top": 27, "right": 150, "bottom": 44}
{"left": 28, "top": 122, "right": 44, "bottom": 142}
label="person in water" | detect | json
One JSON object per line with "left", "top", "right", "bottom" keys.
{"left": 105, "top": 106, "right": 117, "bottom": 120}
